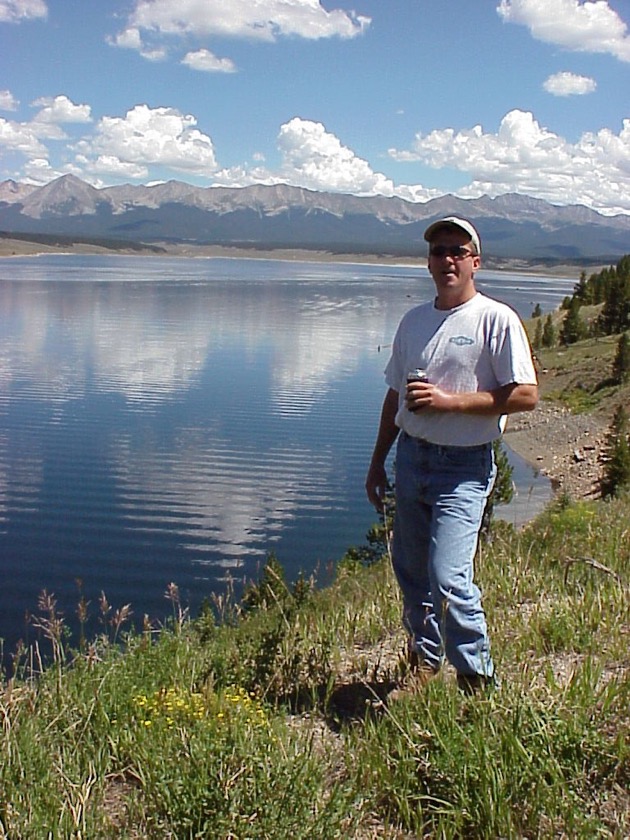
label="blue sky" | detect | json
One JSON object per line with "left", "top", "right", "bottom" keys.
{"left": 1, "top": 0, "right": 630, "bottom": 215}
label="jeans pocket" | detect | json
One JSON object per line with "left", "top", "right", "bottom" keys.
{"left": 440, "top": 444, "right": 493, "bottom": 480}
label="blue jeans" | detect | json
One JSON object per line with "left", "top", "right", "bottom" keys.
{"left": 392, "top": 432, "right": 496, "bottom": 678}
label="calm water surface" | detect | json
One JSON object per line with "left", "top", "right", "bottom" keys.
{"left": 0, "top": 256, "right": 576, "bottom": 652}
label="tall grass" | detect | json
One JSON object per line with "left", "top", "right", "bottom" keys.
{"left": 1, "top": 493, "right": 628, "bottom": 838}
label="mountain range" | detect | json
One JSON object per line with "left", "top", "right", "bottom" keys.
{"left": 1, "top": 174, "right": 629, "bottom": 262}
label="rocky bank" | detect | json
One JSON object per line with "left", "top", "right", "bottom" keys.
{"left": 505, "top": 401, "right": 608, "bottom": 501}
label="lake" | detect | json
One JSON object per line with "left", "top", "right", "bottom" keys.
{"left": 0, "top": 255, "right": 576, "bottom": 654}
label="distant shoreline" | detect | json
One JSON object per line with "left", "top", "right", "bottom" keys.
{"left": 0, "top": 237, "right": 593, "bottom": 278}
{"left": 0, "top": 238, "right": 426, "bottom": 266}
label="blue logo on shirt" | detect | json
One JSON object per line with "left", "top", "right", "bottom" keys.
{"left": 449, "top": 336, "right": 474, "bottom": 346}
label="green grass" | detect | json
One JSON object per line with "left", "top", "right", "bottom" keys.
{"left": 1, "top": 490, "right": 628, "bottom": 838}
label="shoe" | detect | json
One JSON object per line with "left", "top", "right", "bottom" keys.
{"left": 389, "top": 659, "right": 438, "bottom": 700}
{"left": 456, "top": 673, "right": 495, "bottom": 696}
{"left": 405, "top": 636, "right": 437, "bottom": 674}
{"left": 407, "top": 638, "right": 420, "bottom": 673}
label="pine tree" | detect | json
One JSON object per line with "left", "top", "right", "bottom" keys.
{"left": 533, "top": 318, "right": 543, "bottom": 350}
{"left": 598, "top": 269, "right": 630, "bottom": 336}
{"left": 560, "top": 297, "right": 586, "bottom": 345}
{"left": 480, "top": 440, "right": 514, "bottom": 539}
{"left": 573, "top": 271, "right": 591, "bottom": 304}
{"left": 531, "top": 303, "right": 542, "bottom": 319}
{"left": 600, "top": 406, "right": 630, "bottom": 498}
{"left": 591, "top": 268, "right": 611, "bottom": 305}
{"left": 612, "top": 332, "right": 630, "bottom": 385}
{"left": 542, "top": 314, "right": 556, "bottom": 348}
{"left": 492, "top": 440, "right": 515, "bottom": 507}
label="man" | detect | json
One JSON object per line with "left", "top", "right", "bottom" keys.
{"left": 365, "top": 217, "right": 538, "bottom": 693}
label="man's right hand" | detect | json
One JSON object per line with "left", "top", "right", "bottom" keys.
{"left": 365, "top": 462, "right": 389, "bottom": 512}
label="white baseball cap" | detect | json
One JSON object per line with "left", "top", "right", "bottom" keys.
{"left": 423, "top": 216, "right": 481, "bottom": 255}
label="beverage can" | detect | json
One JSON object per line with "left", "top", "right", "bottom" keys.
{"left": 407, "top": 368, "right": 428, "bottom": 383}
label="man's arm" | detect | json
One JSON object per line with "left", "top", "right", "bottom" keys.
{"left": 365, "top": 387, "right": 400, "bottom": 511}
{"left": 405, "top": 381, "right": 538, "bottom": 416}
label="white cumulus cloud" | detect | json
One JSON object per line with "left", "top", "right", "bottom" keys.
{"left": 0, "top": 95, "right": 91, "bottom": 161}
{"left": 0, "top": 90, "right": 18, "bottom": 111}
{"left": 0, "top": 0, "right": 46, "bottom": 23}
{"left": 206, "top": 118, "right": 439, "bottom": 198}
{"left": 389, "top": 109, "right": 630, "bottom": 214}
{"left": 22, "top": 157, "right": 67, "bottom": 183}
{"left": 498, "top": 0, "right": 630, "bottom": 62}
{"left": 0, "top": 118, "right": 48, "bottom": 156}
{"left": 111, "top": 0, "right": 370, "bottom": 63}
{"left": 76, "top": 104, "right": 218, "bottom": 177}
{"left": 543, "top": 71, "right": 597, "bottom": 95}
{"left": 181, "top": 49, "right": 237, "bottom": 73}
{"left": 124, "top": 0, "right": 369, "bottom": 40}
{"left": 31, "top": 95, "right": 92, "bottom": 124}
{"left": 13, "top": 96, "right": 93, "bottom": 142}
{"left": 78, "top": 154, "right": 150, "bottom": 181}
{"left": 107, "top": 26, "right": 168, "bottom": 61}
{"left": 277, "top": 118, "right": 395, "bottom": 196}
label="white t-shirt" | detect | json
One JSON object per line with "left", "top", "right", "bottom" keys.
{"left": 384, "top": 292, "right": 537, "bottom": 446}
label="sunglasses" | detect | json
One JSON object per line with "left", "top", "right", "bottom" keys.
{"left": 429, "top": 245, "right": 476, "bottom": 259}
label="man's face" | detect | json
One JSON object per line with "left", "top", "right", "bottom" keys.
{"left": 427, "top": 228, "right": 481, "bottom": 304}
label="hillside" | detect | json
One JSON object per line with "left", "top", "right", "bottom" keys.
{"left": 2, "top": 476, "right": 628, "bottom": 838}
{"left": 506, "top": 288, "right": 630, "bottom": 501}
